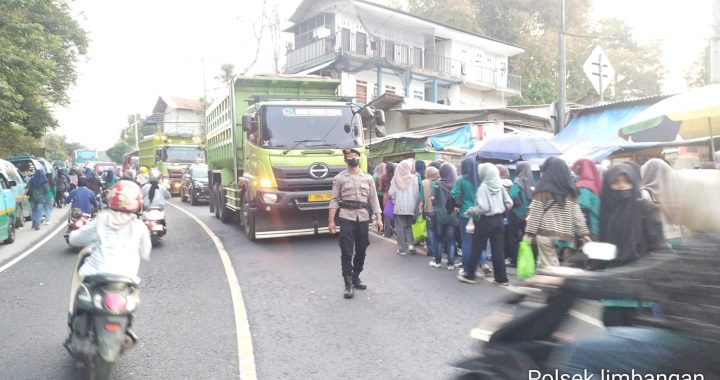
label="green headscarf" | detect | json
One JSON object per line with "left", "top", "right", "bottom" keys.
{"left": 477, "top": 163, "right": 501, "bottom": 192}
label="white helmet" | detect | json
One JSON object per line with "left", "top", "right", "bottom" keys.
{"left": 149, "top": 168, "right": 162, "bottom": 182}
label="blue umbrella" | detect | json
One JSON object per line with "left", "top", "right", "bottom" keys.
{"left": 465, "top": 134, "right": 562, "bottom": 161}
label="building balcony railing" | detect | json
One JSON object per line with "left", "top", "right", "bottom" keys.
{"left": 286, "top": 31, "right": 522, "bottom": 93}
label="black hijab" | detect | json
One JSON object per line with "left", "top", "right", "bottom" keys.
{"left": 514, "top": 161, "right": 534, "bottom": 199}
{"left": 599, "top": 163, "right": 648, "bottom": 264}
{"left": 415, "top": 160, "right": 426, "bottom": 181}
{"left": 428, "top": 161, "right": 442, "bottom": 170}
{"left": 534, "top": 156, "right": 577, "bottom": 205}
{"left": 460, "top": 156, "right": 480, "bottom": 190}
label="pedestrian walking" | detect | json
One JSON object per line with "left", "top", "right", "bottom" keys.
{"left": 505, "top": 161, "right": 534, "bottom": 267}
{"left": 328, "top": 148, "right": 382, "bottom": 299}
{"left": 27, "top": 168, "right": 49, "bottom": 230}
{"left": 523, "top": 157, "right": 590, "bottom": 268}
{"left": 422, "top": 166, "right": 440, "bottom": 257}
{"left": 459, "top": 163, "right": 513, "bottom": 285}
{"left": 55, "top": 168, "right": 71, "bottom": 208}
{"left": 640, "top": 159, "right": 683, "bottom": 248}
{"left": 68, "top": 168, "right": 79, "bottom": 190}
{"left": 381, "top": 162, "right": 396, "bottom": 237}
{"left": 452, "top": 157, "right": 491, "bottom": 277}
{"left": 388, "top": 159, "right": 420, "bottom": 255}
{"left": 571, "top": 158, "right": 602, "bottom": 239}
{"left": 44, "top": 171, "right": 56, "bottom": 224}
{"left": 430, "top": 163, "right": 458, "bottom": 270}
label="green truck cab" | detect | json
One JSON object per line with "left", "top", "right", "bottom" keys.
{"left": 206, "top": 75, "right": 384, "bottom": 240}
{"left": 138, "top": 134, "right": 205, "bottom": 195}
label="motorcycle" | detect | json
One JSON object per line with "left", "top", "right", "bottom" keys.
{"left": 143, "top": 207, "right": 166, "bottom": 246}
{"left": 64, "top": 208, "right": 92, "bottom": 245}
{"left": 64, "top": 248, "right": 139, "bottom": 380}
{"left": 452, "top": 243, "right": 636, "bottom": 379}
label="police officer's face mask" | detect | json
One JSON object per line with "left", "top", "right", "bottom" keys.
{"left": 345, "top": 158, "right": 360, "bottom": 167}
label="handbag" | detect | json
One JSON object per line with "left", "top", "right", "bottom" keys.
{"left": 383, "top": 199, "right": 395, "bottom": 220}
{"left": 516, "top": 240, "right": 536, "bottom": 280}
{"left": 412, "top": 214, "right": 427, "bottom": 244}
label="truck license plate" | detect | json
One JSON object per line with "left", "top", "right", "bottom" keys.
{"left": 308, "top": 194, "right": 331, "bottom": 202}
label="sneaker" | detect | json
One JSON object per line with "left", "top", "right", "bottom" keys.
{"left": 32, "top": 225, "right": 40, "bottom": 230}
{"left": 457, "top": 275, "right": 477, "bottom": 284}
{"left": 397, "top": 250, "right": 407, "bottom": 256}
{"left": 447, "top": 264, "right": 455, "bottom": 271}
{"left": 458, "top": 268, "right": 466, "bottom": 276}
{"left": 408, "top": 245, "right": 417, "bottom": 254}
{"left": 494, "top": 281, "right": 510, "bottom": 287}
{"left": 43, "top": 220, "right": 51, "bottom": 225}
{"left": 429, "top": 261, "right": 442, "bottom": 268}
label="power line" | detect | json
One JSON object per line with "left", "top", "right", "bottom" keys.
{"left": 564, "top": 30, "right": 714, "bottom": 42}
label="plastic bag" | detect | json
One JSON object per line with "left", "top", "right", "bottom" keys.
{"left": 383, "top": 200, "right": 394, "bottom": 220}
{"left": 516, "top": 240, "right": 536, "bottom": 280}
{"left": 412, "top": 214, "right": 427, "bottom": 244}
{"left": 465, "top": 217, "right": 475, "bottom": 234}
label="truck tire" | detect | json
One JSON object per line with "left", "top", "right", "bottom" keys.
{"left": 208, "top": 182, "right": 215, "bottom": 214}
{"left": 219, "top": 190, "right": 235, "bottom": 224}
{"left": 243, "top": 201, "right": 256, "bottom": 241}
{"left": 213, "top": 183, "right": 221, "bottom": 219}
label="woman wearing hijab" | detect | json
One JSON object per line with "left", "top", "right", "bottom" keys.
{"left": 429, "top": 163, "right": 459, "bottom": 269}
{"left": 43, "top": 171, "right": 56, "bottom": 224}
{"left": 505, "top": 161, "right": 534, "bottom": 267}
{"left": 460, "top": 164, "right": 513, "bottom": 285}
{"left": 381, "top": 162, "right": 397, "bottom": 237}
{"left": 524, "top": 157, "right": 591, "bottom": 268}
{"left": 374, "top": 163, "right": 387, "bottom": 219}
{"left": 571, "top": 159, "right": 602, "bottom": 239}
{"left": 104, "top": 169, "right": 117, "bottom": 188}
{"left": 27, "top": 168, "right": 49, "bottom": 230}
{"left": 389, "top": 159, "right": 420, "bottom": 255}
{"left": 452, "top": 157, "right": 491, "bottom": 276}
{"left": 641, "top": 159, "right": 682, "bottom": 248}
{"left": 422, "top": 166, "right": 440, "bottom": 257}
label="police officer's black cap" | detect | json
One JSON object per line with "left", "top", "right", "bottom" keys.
{"left": 342, "top": 148, "right": 361, "bottom": 156}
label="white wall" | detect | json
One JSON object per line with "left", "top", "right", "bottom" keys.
{"left": 163, "top": 109, "right": 202, "bottom": 135}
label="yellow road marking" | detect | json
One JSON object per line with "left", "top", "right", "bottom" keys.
{"left": 168, "top": 203, "right": 257, "bottom": 380}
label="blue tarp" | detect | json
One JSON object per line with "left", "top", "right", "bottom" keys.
{"left": 429, "top": 124, "right": 474, "bottom": 151}
{"left": 553, "top": 104, "right": 660, "bottom": 162}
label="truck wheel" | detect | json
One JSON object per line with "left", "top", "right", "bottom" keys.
{"left": 4, "top": 219, "right": 15, "bottom": 244}
{"left": 243, "top": 201, "right": 256, "bottom": 241}
{"left": 219, "top": 190, "right": 235, "bottom": 223}
{"left": 15, "top": 205, "right": 24, "bottom": 228}
{"left": 213, "top": 183, "right": 221, "bottom": 219}
{"left": 209, "top": 184, "right": 215, "bottom": 214}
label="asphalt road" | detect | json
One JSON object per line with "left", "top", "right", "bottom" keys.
{"left": 0, "top": 199, "right": 601, "bottom": 379}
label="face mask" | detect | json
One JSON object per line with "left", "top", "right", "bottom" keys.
{"left": 616, "top": 189, "right": 634, "bottom": 200}
{"left": 346, "top": 158, "right": 360, "bottom": 167}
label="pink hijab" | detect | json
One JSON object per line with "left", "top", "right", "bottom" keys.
{"left": 572, "top": 158, "right": 602, "bottom": 195}
{"left": 391, "top": 159, "right": 416, "bottom": 191}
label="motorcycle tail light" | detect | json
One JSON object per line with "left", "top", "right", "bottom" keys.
{"left": 104, "top": 322, "right": 122, "bottom": 332}
{"left": 104, "top": 293, "right": 127, "bottom": 313}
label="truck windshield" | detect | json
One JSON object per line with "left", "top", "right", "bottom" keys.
{"left": 260, "top": 106, "right": 362, "bottom": 149}
{"left": 191, "top": 166, "right": 208, "bottom": 178}
{"left": 166, "top": 147, "right": 203, "bottom": 163}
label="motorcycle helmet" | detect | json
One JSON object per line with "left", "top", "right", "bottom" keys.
{"left": 139, "top": 167, "right": 149, "bottom": 175}
{"left": 107, "top": 181, "right": 142, "bottom": 213}
{"left": 149, "top": 168, "right": 161, "bottom": 183}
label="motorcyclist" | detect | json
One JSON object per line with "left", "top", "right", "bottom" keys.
{"left": 136, "top": 167, "right": 149, "bottom": 186}
{"left": 140, "top": 168, "right": 171, "bottom": 210}
{"left": 120, "top": 169, "right": 139, "bottom": 185}
{"left": 64, "top": 177, "right": 98, "bottom": 214}
{"left": 67, "top": 181, "right": 151, "bottom": 314}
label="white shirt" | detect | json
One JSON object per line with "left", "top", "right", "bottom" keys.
{"left": 141, "top": 182, "right": 171, "bottom": 210}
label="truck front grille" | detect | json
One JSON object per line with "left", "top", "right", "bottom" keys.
{"left": 272, "top": 166, "right": 344, "bottom": 192}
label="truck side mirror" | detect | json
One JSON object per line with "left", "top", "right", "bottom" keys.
{"left": 242, "top": 115, "right": 256, "bottom": 132}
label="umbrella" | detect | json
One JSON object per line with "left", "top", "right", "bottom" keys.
{"left": 465, "top": 133, "right": 562, "bottom": 161}
{"left": 619, "top": 84, "right": 720, "bottom": 156}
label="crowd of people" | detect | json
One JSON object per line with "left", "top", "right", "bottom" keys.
{"left": 373, "top": 155, "right": 687, "bottom": 286}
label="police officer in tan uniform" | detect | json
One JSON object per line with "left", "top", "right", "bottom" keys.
{"left": 328, "top": 148, "right": 383, "bottom": 299}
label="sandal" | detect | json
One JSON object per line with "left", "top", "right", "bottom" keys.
{"left": 481, "top": 264, "right": 493, "bottom": 276}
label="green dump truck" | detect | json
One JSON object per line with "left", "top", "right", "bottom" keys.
{"left": 139, "top": 134, "right": 205, "bottom": 195}
{"left": 206, "top": 75, "right": 384, "bottom": 240}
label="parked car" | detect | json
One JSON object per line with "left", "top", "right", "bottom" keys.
{"left": 0, "top": 159, "right": 31, "bottom": 228}
{"left": 5, "top": 156, "right": 44, "bottom": 182}
{"left": 0, "top": 174, "right": 17, "bottom": 244}
{"left": 180, "top": 163, "right": 209, "bottom": 205}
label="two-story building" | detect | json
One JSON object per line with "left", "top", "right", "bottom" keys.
{"left": 284, "top": 0, "right": 524, "bottom": 108}
{"left": 143, "top": 96, "right": 204, "bottom": 137}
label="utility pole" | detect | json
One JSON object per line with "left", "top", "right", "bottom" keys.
{"left": 201, "top": 57, "right": 208, "bottom": 139}
{"left": 712, "top": 0, "right": 720, "bottom": 83}
{"left": 134, "top": 113, "right": 140, "bottom": 150}
{"left": 557, "top": 0, "right": 567, "bottom": 134}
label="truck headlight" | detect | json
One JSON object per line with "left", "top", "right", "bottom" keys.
{"left": 262, "top": 193, "right": 278, "bottom": 204}
{"left": 259, "top": 178, "right": 272, "bottom": 188}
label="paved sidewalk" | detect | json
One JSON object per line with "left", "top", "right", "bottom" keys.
{"left": 0, "top": 205, "right": 69, "bottom": 267}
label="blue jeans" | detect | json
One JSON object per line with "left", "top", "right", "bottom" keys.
{"left": 553, "top": 327, "right": 719, "bottom": 376}
{"left": 459, "top": 216, "right": 486, "bottom": 270}
{"left": 31, "top": 201, "right": 45, "bottom": 227}
{"left": 425, "top": 217, "right": 437, "bottom": 256}
{"left": 434, "top": 223, "right": 456, "bottom": 265}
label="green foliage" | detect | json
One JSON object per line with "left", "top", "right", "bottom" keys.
{"left": 685, "top": 43, "right": 709, "bottom": 88}
{"left": 217, "top": 64, "right": 235, "bottom": 84}
{"left": 509, "top": 78, "right": 557, "bottom": 105}
{"left": 106, "top": 141, "right": 132, "bottom": 164}
{"left": 122, "top": 113, "right": 144, "bottom": 147}
{"left": 0, "top": 0, "right": 88, "bottom": 139}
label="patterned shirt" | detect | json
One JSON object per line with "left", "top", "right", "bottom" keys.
{"left": 329, "top": 169, "right": 382, "bottom": 222}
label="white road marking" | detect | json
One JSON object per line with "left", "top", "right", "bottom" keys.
{"left": 168, "top": 203, "right": 257, "bottom": 380}
{"left": 369, "top": 230, "right": 605, "bottom": 329}
{"left": 0, "top": 223, "right": 66, "bottom": 273}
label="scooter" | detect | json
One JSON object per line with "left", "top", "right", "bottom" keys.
{"left": 64, "top": 248, "right": 139, "bottom": 380}
{"left": 452, "top": 243, "right": 628, "bottom": 379}
{"left": 64, "top": 208, "right": 92, "bottom": 245}
{"left": 143, "top": 207, "right": 166, "bottom": 246}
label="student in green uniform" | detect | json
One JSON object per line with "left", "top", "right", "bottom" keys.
{"left": 571, "top": 158, "right": 601, "bottom": 239}
{"left": 505, "top": 161, "right": 534, "bottom": 266}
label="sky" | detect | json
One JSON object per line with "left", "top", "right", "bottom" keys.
{"left": 54, "top": 0, "right": 715, "bottom": 150}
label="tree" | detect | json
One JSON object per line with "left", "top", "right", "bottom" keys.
{"left": 106, "top": 141, "right": 132, "bottom": 164}
{"left": 686, "top": 43, "right": 710, "bottom": 88}
{"left": 123, "top": 113, "right": 144, "bottom": 147}
{"left": 216, "top": 64, "right": 235, "bottom": 85}
{"left": 0, "top": 0, "right": 88, "bottom": 140}
{"left": 239, "top": 0, "right": 269, "bottom": 76}
{"left": 406, "top": 0, "right": 480, "bottom": 34}
{"left": 268, "top": 0, "right": 283, "bottom": 73}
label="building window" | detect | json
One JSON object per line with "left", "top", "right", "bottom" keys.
{"left": 356, "top": 32, "right": 366, "bottom": 55}
{"left": 413, "top": 90, "right": 423, "bottom": 100}
{"left": 412, "top": 47, "right": 422, "bottom": 66}
{"left": 384, "top": 40, "right": 395, "bottom": 62}
{"left": 341, "top": 28, "right": 351, "bottom": 51}
{"left": 356, "top": 80, "right": 367, "bottom": 104}
{"left": 385, "top": 85, "right": 396, "bottom": 95}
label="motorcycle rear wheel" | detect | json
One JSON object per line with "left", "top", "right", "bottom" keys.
{"left": 89, "top": 356, "right": 115, "bottom": 380}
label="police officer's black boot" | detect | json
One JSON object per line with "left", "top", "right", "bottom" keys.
{"left": 352, "top": 273, "right": 367, "bottom": 290}
{"left": 343, "top": 276, "right": 354, "bottom": 299}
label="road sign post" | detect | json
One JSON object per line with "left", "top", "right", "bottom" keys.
{"left": 583, "top": 45, "right": 615, "bottom": 102}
